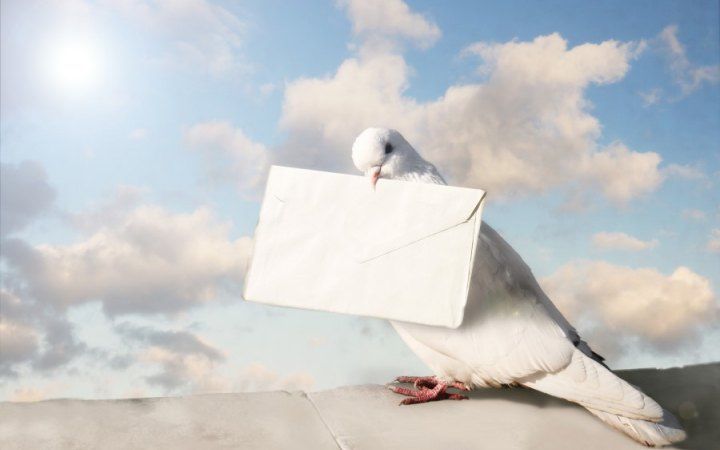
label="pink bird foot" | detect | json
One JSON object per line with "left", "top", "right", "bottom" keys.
{"left": 388, "top": 376, "right": 470, "bottom": 405}
{"left": 395, "top": 375, "right": 470, "bottom": 392}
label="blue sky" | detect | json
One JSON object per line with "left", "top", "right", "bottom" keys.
{"left": 0, "top": 0, "right": 718, "bottom": 401}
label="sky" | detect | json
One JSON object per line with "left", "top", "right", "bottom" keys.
{"left": 0, "top": 0, "right": 718, "bottom": 402}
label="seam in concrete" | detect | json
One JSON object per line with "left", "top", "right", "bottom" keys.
{"left": 306, "top": 392, "right": 345, "bottom": 450}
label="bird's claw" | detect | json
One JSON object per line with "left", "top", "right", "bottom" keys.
{"left": 394, "top": 375, "right": 470, "bottom": 391}
{"left": 388, "top": 376, "right": 470, "bottom": 405}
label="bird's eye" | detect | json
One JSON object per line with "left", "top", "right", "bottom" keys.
{"left": 384, "top": 142, "right": 394, "bottom": 154}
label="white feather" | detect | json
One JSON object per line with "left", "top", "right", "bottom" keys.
{"left": 585, "top": 407, "right": 687, "bottom": 447}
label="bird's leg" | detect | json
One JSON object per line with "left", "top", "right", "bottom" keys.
{"left": 388, "top": 376, "right": 470, "bottom": 405}
{"left": 395, "top": 375, "right": 470, "bottom": 392}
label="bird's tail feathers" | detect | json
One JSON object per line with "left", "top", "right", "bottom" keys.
{"left": 521, "top": 349, "right": 686, "bottom": 446}
{"left": 584, "top": 406, "right": 686, "bottom": 447}
{"left": 522, "top": 350, "right": 663, "bottom": 420}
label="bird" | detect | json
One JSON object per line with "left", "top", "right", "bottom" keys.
{"left": 350, "top": 127, "right": 687, "bottom": 447}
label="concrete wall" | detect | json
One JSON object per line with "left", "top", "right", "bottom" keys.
{"left": 1, "top": 363, "right": 717, "bottom": 449}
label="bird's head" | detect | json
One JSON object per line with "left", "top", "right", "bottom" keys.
{"left": 351, "top": 127, "right": 419, "bottom": 187}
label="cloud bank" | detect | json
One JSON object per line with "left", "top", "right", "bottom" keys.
{"left": 186, "top": 0, "right": 672, "bottom": 206}
{"left": 0, "top": 165, "right": 253, "bottom": 379}
{"left": 273, "top": 9, "right": 661, "bottom": 204}
{"left": 541, "top": 261, "right": 717, "bottom": 358}
{"left": 2, "top": 205, "right": 252, "bottom": 316}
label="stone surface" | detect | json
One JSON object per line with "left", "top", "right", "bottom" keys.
{"left": 1, "top": 363, "right": 717, "bottom": 449}
{"left": 0, "top": 391, "right": 339, "bottom": 450}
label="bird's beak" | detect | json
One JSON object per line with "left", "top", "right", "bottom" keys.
{"left": 369, "top": 165, "right": 382, "bottom": 189}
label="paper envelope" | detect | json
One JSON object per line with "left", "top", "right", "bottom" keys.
{"left": 243, "top": 165, "right": 487, "bottom": 328}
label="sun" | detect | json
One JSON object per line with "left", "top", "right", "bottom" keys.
{"left": 44, "top": 38, "right": 104, "bottom": 93}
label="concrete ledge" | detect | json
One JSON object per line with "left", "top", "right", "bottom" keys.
{"left": 1, "top": 363, "right": 717, "bottom": 449}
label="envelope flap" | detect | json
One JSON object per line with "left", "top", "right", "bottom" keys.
{"left": 267, "top": 166, "right": 486, "bottom": 262}
{"left": 346, "top": 183, "right": 484, "bottom": 262}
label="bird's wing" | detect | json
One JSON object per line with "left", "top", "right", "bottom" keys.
{"left": 396, "top": 222, "right": 578, "bottom": 383}
{"left": 396, "top": 161, "right": 447, "bottom": 185}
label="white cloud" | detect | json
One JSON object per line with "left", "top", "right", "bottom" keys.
{"left": 707, "top": 229, "right": 720, "bottom": 254}
{"left": 464, "top": 35, "right": 645, "bottom": 83}
{"left": 124, "top": 325, "right": 316, "bottom": 394}
{"left": 541, "top": 261, "right": 717, "bottom": 358}
{"left": 658, "top": 25, "right": 720, "bottom": 96}
{"left": 120, "top": 325, "right": 229, "bottom": 393}
{"left": 118, "top": 324, "right": 225, "bottom": 361}
{"left": 67, "top": 185, "right": 147, "bottom": 231}
{"left": 278, "top": 32, "right": 661, "bottom": 204}
{"left": 583, "top": 143, "right": 663, "bottom": 203}
{"left": 664, "top": 163, "right": 707, "bottom": 181}
{"left": 681, "top": 209, "right": 706, "bottom": 221}
{"left": 592, "top": 232, "right": 658, "bottom": 251}
{"left": 339, "top": 0, "right": 441, "bottom": 49}
{"left": 134, "top": 330, "right": 315, "bottom": 393}
{"left": 635, "top": 22, "right": 720, "bottom": 107}
{"left": 141, "top": 346, "right": 229, "bottom": 393}
{"left": 0, "top": 167, "right": 253, "bottom": 380}
{"left": 2, "top": 205, "right": 252, "bottom": 316}
{"left": 639, "top": 88, "right": 662, "bottom": 106}
{"left": 0, "top": 320, "right": 40, "bottom": 374}
{"left": 0, "top": 288, "right": 87, "bottom": 377}
{"left": 185, "top": 121, "right": 270, "bottom": 196}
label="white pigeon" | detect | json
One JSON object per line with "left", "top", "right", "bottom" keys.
{"left": 351, "top": 127, "right": 686, "bottom": 447}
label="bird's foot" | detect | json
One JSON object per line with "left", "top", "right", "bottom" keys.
{"left": 388, "top": 376, "right": 470, "bottom": 405}
{"left": 394, "top": 375, "right": 470, "bottom": 392}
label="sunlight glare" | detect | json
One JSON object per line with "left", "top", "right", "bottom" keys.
{"left": 44, "top": 38, "right": 104, "bottom": 93}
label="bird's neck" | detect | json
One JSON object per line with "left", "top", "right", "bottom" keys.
{"left": 392, "top": 157, "right": 446, "bottom": 185}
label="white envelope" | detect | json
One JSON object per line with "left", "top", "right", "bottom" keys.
{"left": 243, "top": 165, "right": 487, "bottom": 328}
